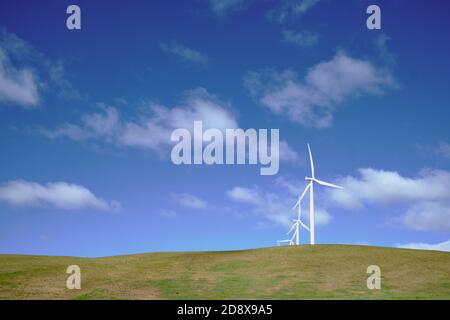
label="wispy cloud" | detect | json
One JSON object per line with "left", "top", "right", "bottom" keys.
{"left": 47, "top": 60, "right": 81, "bottom": 100}
{"left": 160, "top": 42, "right": 208, "bottom": 65}
{"left": 329, "top": 168, "right": 450, "bottom": 231}
{"left": 173, "top": 193, "right": 207, "bottom": 209}
{"left": 208, "top": 0, "right": 252, "bottom": 16}
{"left": 0, "top": 29, "right": 80, "bottom": 108}
{"left": 268, "top": 0, "right": 320, "bottom": 23}
{"left": 435, "top": 142, "right": 450, "bottom": 159}
{"left": 40, "top": 89, "right": 236, "bottom": 154}
{"left": 397, "top": 240, "right": 450, "bottom": 252}
{"left": 0, "top": 45, "right": 38, "bottom": 107}
{"left": 0, "top": 180, "right": 120, "bottom": 211}
{"left": 374, "top": 33, "right": 396, "bottom": 65}
{"left": 226, "top": 179, "right": 331, "bottom": 227}
{"left": 159, "top": 209, "right": 178, "bottom": 219}
{"left": 39, "top": 104, "right": 120, "bottom": 141}
{"left": 39, "top": 88, "right": 300, "bottom": 163}
{"left": 279, "top": 141, "right": 301, "bottom": 164}
{"left": 244, "top": 52, "right": 395, "bottom": 128}
{"left": 282, "top": 30, "right": 319, "bottom": 47}
{"left": 119, "top": 89, "right": 237, "bottom": 152}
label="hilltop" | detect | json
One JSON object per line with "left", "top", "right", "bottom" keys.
{"left": 0, "top": 245, "right": 448, "bottom": 299}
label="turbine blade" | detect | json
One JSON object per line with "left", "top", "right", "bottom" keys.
{"left": 307, "top": 143, "right": 315, "bottom": 178}
{"left": 300, "top": 183, "right": 311, "bottom": 201}
{"left": 299, "top": 220, "right": 310, "bottom": 231}
{"left": 287, "top": 223, "right": 296, "bottom": 234}
{"left": 292, "top": 198, "right": 301, "bottom": 210}
{"left": 313, "top": 178, "right": 343, "bottom": 189}
{"left": 292, "top": 183, "right": 311, "bottom": 209}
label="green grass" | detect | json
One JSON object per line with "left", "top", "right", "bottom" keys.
{"left": 0, "top": 245, "right": 449, "bottom": 299}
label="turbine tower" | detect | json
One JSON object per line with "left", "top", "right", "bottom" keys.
{"left": 293, "top": 144, "right": 343, "bottom": 245}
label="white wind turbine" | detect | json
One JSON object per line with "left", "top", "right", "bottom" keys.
{"left": 291, "top": 186, "right": 310, "bottom": 245}
{"left": 293, "top": 144, "right": 343, "bottom": 245}
{"left": 277, "top": 239, "right": 294, "bottom": 246}
{"left": 277, "top": 223, "right": 298, "bottom": 246}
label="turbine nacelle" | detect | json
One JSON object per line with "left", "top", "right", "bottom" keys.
{"left": 305, "top": 177, "right": 343, "bottom": 189}
{"left": 293, "top": 219, "right": 310, "bottom": 232}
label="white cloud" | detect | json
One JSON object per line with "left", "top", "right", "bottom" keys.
{"left": 245, "top": 52, "right": 394, "bottom": 128}
{"left": 226, "top": 183, "right": 330, "bottom": 227}
{"left": 279, "top": 140, "right": 301, "bottom": 164}
{"left": 274, "top": 175, "right": 304, "bottom": 195}
{"left": 160, "top": 42, "right": 208, "bottom": 65}
{"left": 374, "top": 34, "right": 396, "bottom": 65}
{"left": 47, "top": 60, "right": 80, "bottom": 100}
{"left": 435, "top": 142, "right": 450, "bottom": 159}
{"left": 226, "top": 186, "right": 261, "bottom": 205}
{"left": 119, "top": 89, "right": 238, "bottom": 152}
{"left": 41, "top": 88, "right": 300, "bottom": 164}
{"left": 208, "top": 0, "right": 252, "bottom": 16}
{"left": 0, "top": 29, "right": 79, "bottom": 107}
{"left": 268, "top": 0, "right": 320, "bottom": 23}
{"left": 159, "top": 209, "right": 177, "bottom": 219}
{"left": 40, "top": 105, "right": 120, "bottom": 141}
{"left": 401, "top": 202, "right": 450, "bottom": 232}
{"left": 39, "top": 235, "right": 50, "bottom": 243}
{"left": 282, "top": 30, "right": 319, "bottom": 47}
{"left": 330, "top": 168, "right": 450, "bottom": 207}
{"left": 39, "top": 123, "right": 88, "bottom": 141}
{"left": 0, "top": 48, "right": 39, "bottom": 107}
{"left": 330, "top": 168, "right": 450, "bottom": 231}
{"left": 174, "top": 193, "right": 207, "bottom": 209}
{"left": 315, "top": 208, "right": 331, "bottom": 225}
{"left": 82, "top": 104, "right": 120, "bottom": 138}
{"left": 41, "top": 88, "right": 237, "bottom": 153}
{"left": 227, "top": 185, "right": 293, "bottom": 226}
{"left": 397, "top": 240, "right": 450, "bottom": 252}
{"left": 209, "top": 0, "right": 318, "bottom": 20}
{"left": 0, "top": 180, "right": 120, "bottom": 211}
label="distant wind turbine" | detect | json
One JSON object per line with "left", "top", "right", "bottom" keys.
{"left": 278, "top": 183, "right": 309, "bottom": 246}
{"left": 277, "top": 228, "right": 296, "bottom": 246}
{"left": 277, "top": 220, "right": 299, "bottom": 246}
{"left": 291, "top": 181, "right": 311, "bottom": 245}
{"left": 277, "top": 239, "right": 294, "bottom": 246}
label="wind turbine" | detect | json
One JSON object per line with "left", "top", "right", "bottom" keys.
{"left": 277, "top": 225, "right": 298, "bottom": 246}
{"left": 277, "top": 239, "right": 294, "bottom": 246}
{"left": 293, "top": 144, "right": 343, "bottom": 245}
{"left": 292, "top": 181, "right": 311, "bottom": 245}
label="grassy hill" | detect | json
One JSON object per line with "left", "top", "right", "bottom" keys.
{"left": 0, "top": 245, "right": 449, "bottom": 299}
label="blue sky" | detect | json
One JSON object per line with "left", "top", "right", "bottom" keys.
{"left": 0, "top": 0, "right": 449, "bottom": 257}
